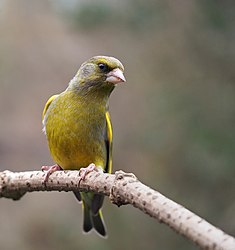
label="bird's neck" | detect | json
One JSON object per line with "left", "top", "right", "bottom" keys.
{"left": 67, "top": 75, "right": 114, "bottom": 104}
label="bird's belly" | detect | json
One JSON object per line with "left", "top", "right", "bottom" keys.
{"left": 47, "top": 118, "right": 106, "bottom": 170}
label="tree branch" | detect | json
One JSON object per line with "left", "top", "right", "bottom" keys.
{"left": 0, "top": 169, "right": 234, "bottom": 249}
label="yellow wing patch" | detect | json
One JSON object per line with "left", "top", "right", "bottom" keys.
{"left": 105, "top": 111, "right": 113, "bottom": 173}
{"left": 42, "top": 94, "right": 59, "bottom": 121}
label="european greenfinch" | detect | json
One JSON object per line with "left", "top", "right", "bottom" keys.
{"left": 42, "top": 56, "right": 126, "bottom": 237}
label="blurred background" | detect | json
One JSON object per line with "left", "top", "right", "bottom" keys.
{"left": 0, "top": 0, "right": 234, "bottom": 249}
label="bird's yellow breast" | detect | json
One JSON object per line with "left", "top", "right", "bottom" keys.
{"left": 44, "top": 90, "right": 107, "bottom": 170}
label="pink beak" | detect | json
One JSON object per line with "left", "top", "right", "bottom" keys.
{"left": 106, "top": 68, "right": 126, "bottom": 84}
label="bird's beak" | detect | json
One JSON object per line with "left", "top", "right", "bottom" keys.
{"left": 106, "top": 68, "right": 126, "bottom": 84}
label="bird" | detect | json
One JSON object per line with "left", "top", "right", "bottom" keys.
{"left": 42, "top": 56, "right": 126, "bottom": 237}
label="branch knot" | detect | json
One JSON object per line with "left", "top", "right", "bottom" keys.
{"left": 110, "top": 170, "right": 138, "bottom": 207}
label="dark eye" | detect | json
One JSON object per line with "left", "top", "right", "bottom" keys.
{"left": 98, "top": 63, "right": 108, "bottom": 71}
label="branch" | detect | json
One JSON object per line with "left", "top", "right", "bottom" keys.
{"left": 0, "top": 170, "right": 234, "bottom": 249}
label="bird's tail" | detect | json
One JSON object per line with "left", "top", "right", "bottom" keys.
{"left": 83, "top": 201, "right": 106, "bottom": 237}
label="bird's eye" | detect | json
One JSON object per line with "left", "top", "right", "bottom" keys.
{"left": 98, "top": 63, "right": 108, "bottom": 71}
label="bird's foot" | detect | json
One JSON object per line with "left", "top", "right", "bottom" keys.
{"left": 78, "top": 163, "right": 96, "bottom": 184}
{"left": 41, "top": 164, "right": 62, "bottom": 183}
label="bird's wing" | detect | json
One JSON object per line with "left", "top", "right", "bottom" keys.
{"left": 105, "top": 111, "right": 113, "bottom": 174}
{"left": 42, "top": 94, "right": 59, "bottom": 121}
{"left": 89, "top": 112, "right": 112, "bottom": 217}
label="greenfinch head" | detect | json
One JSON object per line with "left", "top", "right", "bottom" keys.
{"left": 69, "top": 56, "right": 125, "bottom": 93}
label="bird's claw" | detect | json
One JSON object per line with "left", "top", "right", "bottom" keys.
{"left": 78, "top": 163, "right": 96, "bottom": 184}
{"left": 41, "top": 164, "right": 62, "bottom": 183}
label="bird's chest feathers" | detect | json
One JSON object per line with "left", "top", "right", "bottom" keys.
{"left": 46, "top": 94, "right": 107, "bottom": 168}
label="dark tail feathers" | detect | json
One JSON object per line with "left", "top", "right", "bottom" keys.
{"left": 83, "top": 204, "right": 106, "bottom": 237}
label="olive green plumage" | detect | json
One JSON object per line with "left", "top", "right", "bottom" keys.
{"left": 42, "top": 56, "right": 125, "bottom": 237}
